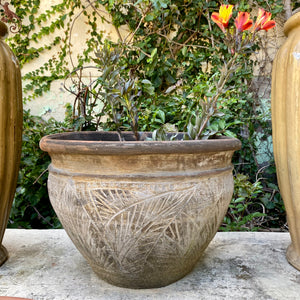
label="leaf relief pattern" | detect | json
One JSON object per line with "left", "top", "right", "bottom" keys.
{"left": 48, "top": 173, "right": 233, "bottom": 276}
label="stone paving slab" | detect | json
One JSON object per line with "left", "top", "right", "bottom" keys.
{"left": 0, "top": 229, "right": 300, "bottom": 299}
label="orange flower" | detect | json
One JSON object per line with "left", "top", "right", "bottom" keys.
{"left": 211, "top": 4, "right": 234, "bottom": 32}
{"left": 234, "top": 12, "right": 253, "bottom": 32}
{"left": 253, "top": 8, "right": 275, "bottom": 32}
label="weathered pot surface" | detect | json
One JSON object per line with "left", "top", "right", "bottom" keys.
{"left": 40, "top": 131, "right": 241, "bottom": 288}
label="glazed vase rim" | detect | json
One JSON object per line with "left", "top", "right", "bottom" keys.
{"left": 40, "top": 131, "right": 241, "bottom": 155}
{"left": 284, "top": 12, "right": 300, "bottom": 36}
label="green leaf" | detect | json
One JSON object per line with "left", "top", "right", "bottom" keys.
{"left": 151, "top": 48, "right": 157, "bottom": 59}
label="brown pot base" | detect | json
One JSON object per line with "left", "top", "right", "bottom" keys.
{"left": 0, "top": 245, "right": 8, "bottom": 266}
{"left": 286, "top": 243, "right": 300, "bottom": 271}
{"left": 90, "top": 256, "right": 196, "bottom": 289}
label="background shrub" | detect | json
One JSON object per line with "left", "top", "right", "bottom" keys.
{"left": 4, "top": 0, "right": 292, "bottom": 230}
{"left": 8, "top": 110, "right": 63, "bottom": 229}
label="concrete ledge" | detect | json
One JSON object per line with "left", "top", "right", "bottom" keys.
{"left": 0, "top": 229, "right": 299, "bottom": 299}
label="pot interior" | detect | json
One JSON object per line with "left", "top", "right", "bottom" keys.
{"left": 48, "top": 131, "right": 186, "bottom": 142}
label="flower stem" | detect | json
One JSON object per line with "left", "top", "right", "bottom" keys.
{"left": 195, "top": 53, "right": 238, "bottom": 139}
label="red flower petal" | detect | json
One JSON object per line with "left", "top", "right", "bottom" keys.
{"left": 234, "top": 12, "right": 253, "bottom": 32}
{"left": 211, "top": 12, "right": 226, "bottom": 32}
{"left": 261, "top": 20, "right": 276, "bottom": 31}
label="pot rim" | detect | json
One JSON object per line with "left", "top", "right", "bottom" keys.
{"left": 40, "top": 131, "right": 241, "bottom": 155}
{"left": 284, "top": 12, "right": 300, "bottom": 37}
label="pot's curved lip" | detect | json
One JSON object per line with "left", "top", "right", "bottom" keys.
{"left": 40, "top": 131, "right": 241, "bottom": 155}
{"left": 284, "top": 12, "right": 300, "bottom": 36}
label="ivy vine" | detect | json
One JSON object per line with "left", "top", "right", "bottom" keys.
{"left": 2, "top": 0, "right": 86, "bottom": 101}
{"left": 0, "top": 0, "right": 289, "bottom": 103}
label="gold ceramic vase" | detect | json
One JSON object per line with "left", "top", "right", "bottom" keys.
{"left": 272, "top": 12, "right": 300, "bottom": 270}
{"left": 0, "top": 21, "right": 23, "bottom": 266}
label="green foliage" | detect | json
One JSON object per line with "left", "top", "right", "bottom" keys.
{"left": 4, "top": 0, "right": 288, "bottom": 229}
{"left": 221, "top": 174, "right": 266, "bottom": 231}
{"left": 65, "top": 1, "right": 281, "bottom": 137}
{"left": 293, "top": 2, "right": 300, "bottom": 11}
{"left": 8, "top": 110, "right": 63, "bottom": 229}
{"left": 221, "top": 173, "right": 286, "bottom": 231}
{"left": 62, "top": 1, "right": 285, "bottom": 231}
{"left": 4, "top": 0, "right": 86, "bottom": 102}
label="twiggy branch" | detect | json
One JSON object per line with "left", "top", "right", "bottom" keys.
{"left": 33, "top": 168, "right": 49, "bottom": 185}
{"left": 123, "top": 5, "right": 151, "bottom": 44}
{"left": 32, "top": 205, "right": 54, "bottom": 227}
{"left": 156, "top": 32, "right": 209, "bottom": 50}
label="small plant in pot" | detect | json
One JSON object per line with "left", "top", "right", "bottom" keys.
{"left": 40, "top": 4, "right": 275, "bottom": 289}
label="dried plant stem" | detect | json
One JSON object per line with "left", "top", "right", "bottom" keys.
{"left": 196, "top": 54, "right": 238, "bottom": 139}
{"left": 124, "top": 5, "right": 151, "bottom": 44}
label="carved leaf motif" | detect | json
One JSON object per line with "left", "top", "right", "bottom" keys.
{"left": 48, "top": 174, "right": 231, "bottom": 275}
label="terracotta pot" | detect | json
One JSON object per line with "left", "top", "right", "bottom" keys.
{"left": 0, "top": 22, "right": 23, "bottom": 266}
{"left": 271, "top": 12, "right": 300, "bottom": 270}
{"left": 40, "top": 131, "right": 241, "bottom": 288}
